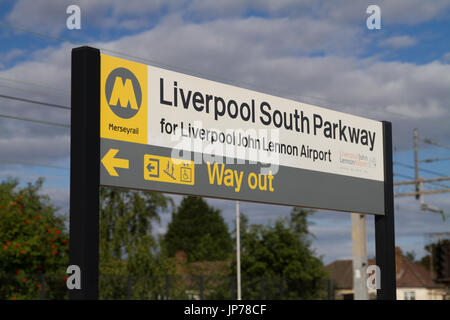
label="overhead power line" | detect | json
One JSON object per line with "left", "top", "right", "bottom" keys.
{"left": 0, "top": 21, "right": 403, "bottom": 121}
{"left": 394, "top": 177, "right": 450, "bottom": 186}
{"left": 394, "top": 173, "right": 414, "bottom": 180}
{"left": 0, "top": 112, "right": 70, "bottom": 128}
{"left": 418, "top": 167, "right": 449, "bottom": 179}
{"left": 0, "top": 83, "right": 67, "bottom": 99}
{"left": 395, "top": 188, "right": 450, "bottom": 198}
{"left": 0, "top": 93, "right": 70, "bottom": 110}
{"left": 1, "top": 21, "right": 353, "bottom": 112}
{"left": 397, "top": 129, "right": 450, "bottom": 215}
{"left": 394, "top": 161, "right": 418, "bottom": 170}
{"left": 0, "top": 75, "right": 66, "bottom": 93}
{"left": 393, "top": 161, "right": 450, "bottom": 189}
{"left": 393, "top": 161, "right": 448, "bottom": 178}
{"left": 418, "top": 157, "right": 450, "bottom": 163}
{"left": 0, "top": 159, "right": 69, "bottom": 170}
{"left": 421, "top": 138, "right": 450, "bottom": 151}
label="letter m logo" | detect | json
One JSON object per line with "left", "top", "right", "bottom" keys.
{"left": 109, "top": 76, "right": 138, "bottom": 109}
{"left": 104, "top": 66, "right": 143, "bottom": 119}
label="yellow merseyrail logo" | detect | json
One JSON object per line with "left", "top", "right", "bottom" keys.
{"left": 109, "top": 75, "right": 139, "bottom": 113}
{"left": 100, "top": 54, "right": 147, "bottom": 144}
{"left": 144, "top": 155, "right": 195, "bottom": 186}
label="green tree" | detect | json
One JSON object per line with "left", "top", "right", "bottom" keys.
{"left": 163, "top": 196, "right": 233, "bottom": 262}
{"left": 418, "top": 240, "right": 450, "bottom": 274}
{"left": 233, "top": 207, "right": 328, "bottom": 299}
{"left": 0, "top": 178, "right": 68, "bottom": 300}
{"left": 99, "top": 187, "right": 175, "bottom": 299}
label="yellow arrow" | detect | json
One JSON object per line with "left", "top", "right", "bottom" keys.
{"left": 101, "top": 149, "right": 129, "bottom": 176}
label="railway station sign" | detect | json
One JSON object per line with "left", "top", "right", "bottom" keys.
{"left": 99, "top": 54, "right": 385, "bottom": 215}
{"left": 70, "top": 46, "right": 396, "bottom": 300}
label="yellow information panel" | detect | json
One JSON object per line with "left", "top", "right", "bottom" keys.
{"left": 144, "top": 154, "right": 195, "bottom": 185}
{"left": 100, "top": 54, "right": 147, "bottom": 144}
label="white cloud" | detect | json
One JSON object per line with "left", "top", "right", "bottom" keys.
{"left": 379, "top": 35, "right": 417, "bottom": 49}
{"left": 442, "top": 52, "right": 450, "bottom": 63}
{"left": 6, "top": 0, "right": 68, "bottom": 35}
{"left": 0, "top": 134, "right": 70, "bottom": 163}
{"left": 0, "top": 48, "right": 25, "bottom": 68}
{"left": 379, "top": 0, "right": 450, "bottom": 25}
{"left": 6, "top": 0, "right": 184, "bottom": 34}
{"left": 6, "top": 0, "right": 450, "bottom": 37}
{"left": 1, "top": 12, "right": 449, "bottom": 163}
{"left": 40, "top": 186, "right": 70, "bottom": 213}
{"left": 185, "top": 0, "right": 450, "bottom": 26}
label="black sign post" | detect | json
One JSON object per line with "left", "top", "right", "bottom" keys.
{"left": 375, "top": 121, "right": 396, "bottom": 300}
{"left": 69, "top": 46, "right": 101, "bottom": 299}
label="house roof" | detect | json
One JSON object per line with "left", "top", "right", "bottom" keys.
{"left": 396, "top": 256, "right": 440, "bottom": 288}
{"left": 324, "top": 247, "right": 444, "bottom": 289}
{"left": 324, "top": 260, "right": 354, "bottom": 289}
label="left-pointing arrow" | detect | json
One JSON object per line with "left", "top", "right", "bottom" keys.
{"left": 101, "top": 148, "right": 129, "bottom": 177}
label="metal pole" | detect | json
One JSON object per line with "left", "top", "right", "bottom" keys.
{"left": 69, "top": 46, "right": 101, "bottom": 300}
{"left": 420, "top": 179, "right": 424, "bottom": 213}
{"left": 430, "top": 243, "right": 434, "bottom": 281}
{"left": 414, "top": 128, "right": 419, "bottom": 199}
{"left": 375, "top": 121, "right": 397, "bottom": 300}
{"left": 236, "top": 200, "right": 242, "bottom": 300}
{"left": 351, "top": 213, "right": 368, "bottom": 300}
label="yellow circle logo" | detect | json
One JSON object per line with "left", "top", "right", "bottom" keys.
{"left": 105, "top": 67, "right": 142, "bottom": 119}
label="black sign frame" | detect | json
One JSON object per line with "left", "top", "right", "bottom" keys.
{"left": 69, "top": 46, "right": 396, "bottom": 300}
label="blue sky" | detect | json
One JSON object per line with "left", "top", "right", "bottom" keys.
{"left": 0, "top": 0, "right": 450, "bottom": 265}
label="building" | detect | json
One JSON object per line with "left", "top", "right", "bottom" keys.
{"left": 325, "top": 247, "right": 448, "bottom": 300}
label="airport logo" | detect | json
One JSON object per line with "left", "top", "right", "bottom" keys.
{"left": 105, "top": 67, "right": 142, "bottom": 119}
